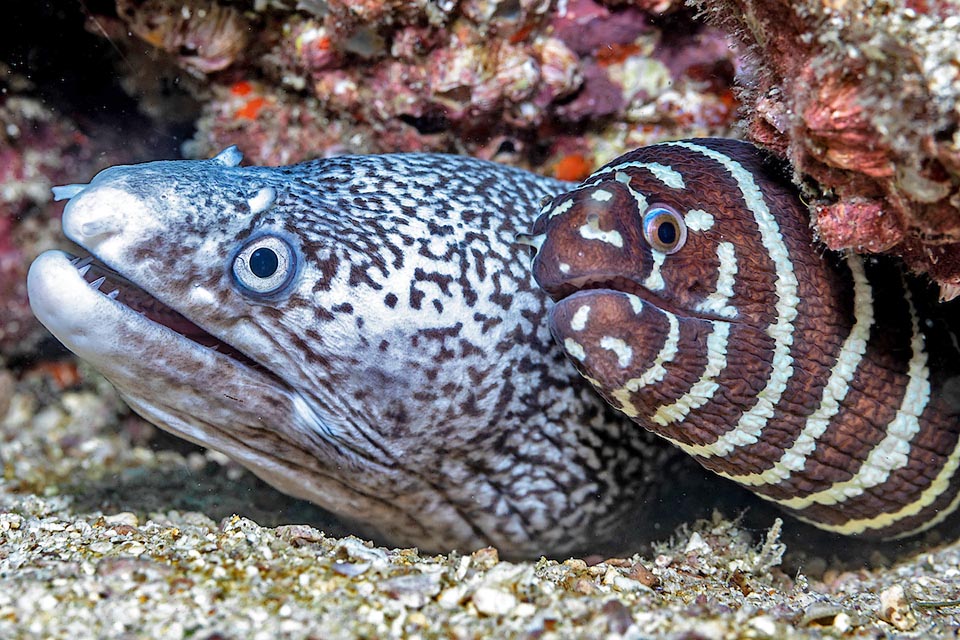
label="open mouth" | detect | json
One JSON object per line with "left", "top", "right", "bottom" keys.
{"left": 66, "top": 253, "right": 259, "bottom": 367}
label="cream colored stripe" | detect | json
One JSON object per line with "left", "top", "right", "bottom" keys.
{"left": 662, "top": 141, "right": 799, "bottom": 459}
{"left": 775, "top": 287, "right": 930, "bottom": 510}
{"left": 723, "top": 256, "right": 873, "bottom": 487}
{"left": 651, "top": 320, "right": 730, "bottom": 427}
{"left": 788, "top": 424, "right": 960, "bottom": 534}
{"left": 695, "top": 241, "right": 738, "bottom": 319}
{"left": 599, "top": 161, "right": 686, "bottom": 189}
{"left": 650, "top": 240, "right": 736, "bottom": 429}
{"left": 612, "top": 311, "right": 680, "bottom": 418}
{"left": 617, "top": 172, "right": 649, "bottom": 213}
{"left": 643, "top": 250, "right": 667, "bottom": 291}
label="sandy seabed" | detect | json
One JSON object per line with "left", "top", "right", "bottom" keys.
{"left": 2, "top": 369, "right": 960, "bottom": 639}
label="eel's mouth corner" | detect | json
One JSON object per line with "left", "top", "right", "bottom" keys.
{"left": 546, "top": 273, "right": 731, "bottom": 324}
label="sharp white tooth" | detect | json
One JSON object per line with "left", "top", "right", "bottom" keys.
{"left": 74, "top": 256, "right": 94, "bottom": 269}
{"left": 89, "top": 276, "right": 106, "bottom": 290}
{"left": 106, "top": 290, "right": 120, "bottom": 299}
{"left": 78, "top": 265, "right": 92, "bottom": 277}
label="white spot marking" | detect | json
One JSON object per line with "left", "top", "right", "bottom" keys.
{"left": 684, "top": 208, "right": 715, "bottom": 232}
{"left": 695, "top": 242, "right": 738, "bottom": 319}
{"left": 564, "top": 338, "right": 587, "bottom": 361}
{"left": 189, "top": 285, "right": 217, "bottom": 306}
{"left": 579, "top": 215, "right": 624, "bottom": 248}
{"left": 548, "top": 199, "right": 574, "bottom": 219}
{"left": 591, "top": 189, "right": 613, "bottom": 202}
{"left": 625, "top": 293, "right": 644, "bottom": 314}
{"left": 600, "top": 336, "right": 633, "bottom": 368}
{"left": 663, "top": 140, "right": 799, "bottom": 459}
{"left": 571, "top": 305, "right": 591, "bottom": 331}
{"left": 726, "top": 256, "right": 873, "bottom": 487}
{"left": 559, "top": 262, "right": 571, "bottom": 274}
{"left": 248, "top": 186, "right": 277, "bottom": 214}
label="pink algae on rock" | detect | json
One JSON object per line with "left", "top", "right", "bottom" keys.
{"left": 0, "top": 85, "right": 92, "bottom": 356}
{"left": 104, "top": 0, "right": 738, "bottom": 173}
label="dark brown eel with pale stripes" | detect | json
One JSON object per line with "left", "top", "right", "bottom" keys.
{"left": 530, "top": 138, "right": 960, "bottom": 539}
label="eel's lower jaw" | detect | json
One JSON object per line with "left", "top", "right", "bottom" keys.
{"left": 27, "top": 249, "right": 264, "bottom": 375}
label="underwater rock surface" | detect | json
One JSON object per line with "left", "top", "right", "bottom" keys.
{"left": 700, "top": 0, "right": 960, "bottom": 295}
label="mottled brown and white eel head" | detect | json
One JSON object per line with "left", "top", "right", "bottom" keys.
{"left": 28, "top": 147, "right": 679, "bottom": 557}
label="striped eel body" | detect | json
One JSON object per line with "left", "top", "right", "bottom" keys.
{"left": 530, "top": 138, "right": 960, "bottom": 539}
{"left": 27, "top": 147, "right": 679, "bottom": 557}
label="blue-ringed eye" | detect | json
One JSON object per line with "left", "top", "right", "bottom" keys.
{"left": 233, "top": 235, "right": 296, "bottom": 295}
{"left": 642, "top": 204, "right": 687, "bottom": 254}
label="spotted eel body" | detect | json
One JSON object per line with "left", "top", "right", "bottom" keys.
{"left": 531, "top": 138, "right": 960, "bottom": 539}
{"left": 27, "top": 148, "right": 679, "bottom": 557}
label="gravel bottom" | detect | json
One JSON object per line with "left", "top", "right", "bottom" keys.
{"left": 3, "top": 365, "right": 960, "bottom": 639}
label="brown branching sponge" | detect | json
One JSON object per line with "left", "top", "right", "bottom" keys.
{"left": 695, "top": 0, "right": 960, "bottom": 298}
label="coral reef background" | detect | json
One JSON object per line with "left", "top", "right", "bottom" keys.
{"left": 3, "top": 0, "right": 960, "bottom": 637}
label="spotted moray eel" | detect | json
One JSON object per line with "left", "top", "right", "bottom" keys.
{"left": 531, "top": 138, "right": 960, "bottom": 539}
{"left": 27, "top": 147, "right": 681, "bottom": 557}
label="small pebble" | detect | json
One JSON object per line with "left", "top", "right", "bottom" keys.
{"left": 878, "top": 584, "right": 917, "bottom": 631}
{"left": 472, "top": 587, "right": 517, "bottom": 616}
{"left": 684, "top": 532, "right": 710, "bottom": 554}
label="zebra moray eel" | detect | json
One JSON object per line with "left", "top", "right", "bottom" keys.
{"left": 27, "top": 147, "right": 680, "bottom": 557}
{"left": 530, "top": 137, "right": 960, "bottom": 539}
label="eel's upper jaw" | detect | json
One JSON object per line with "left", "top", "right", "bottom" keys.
{"left": 32, "top": 251, "right": 217, "bottom": 370}
{"left": 27, "top": 250, "right": 280, "bottom": 397}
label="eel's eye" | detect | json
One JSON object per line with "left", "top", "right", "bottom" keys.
{"left": 233, "top": 235, "right": 296, "bottom": 295}
{"left": 642, "top": 204, "right": 687, "bottom": 254}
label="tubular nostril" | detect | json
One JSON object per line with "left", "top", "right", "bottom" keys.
{"left": 52, "top": 184, "right": 89, "bottom": 201}
{"left": 515, "top": 232, "right": 546, "bottom": 253}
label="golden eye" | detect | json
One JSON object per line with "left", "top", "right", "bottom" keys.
{"left": 642, "top": 204, "right": 687, "bottom": 254}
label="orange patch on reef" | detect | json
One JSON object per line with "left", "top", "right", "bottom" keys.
{"left": 235, "top": 97, "right": 267, "bottom": 120}
{"left": 230, "top": 81, "right": 253, "bottom": 96}
{"left": 554, "top": 154, "right": 593, "bottom": 181}
{"left": 596, "top": 43, "right": 641, "bottom": 67}
{"left": 28, "top": 360, "right": 82, "bottom": 390}
{"left": 509, "top": 23, "right": 535, "bottom": 44}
